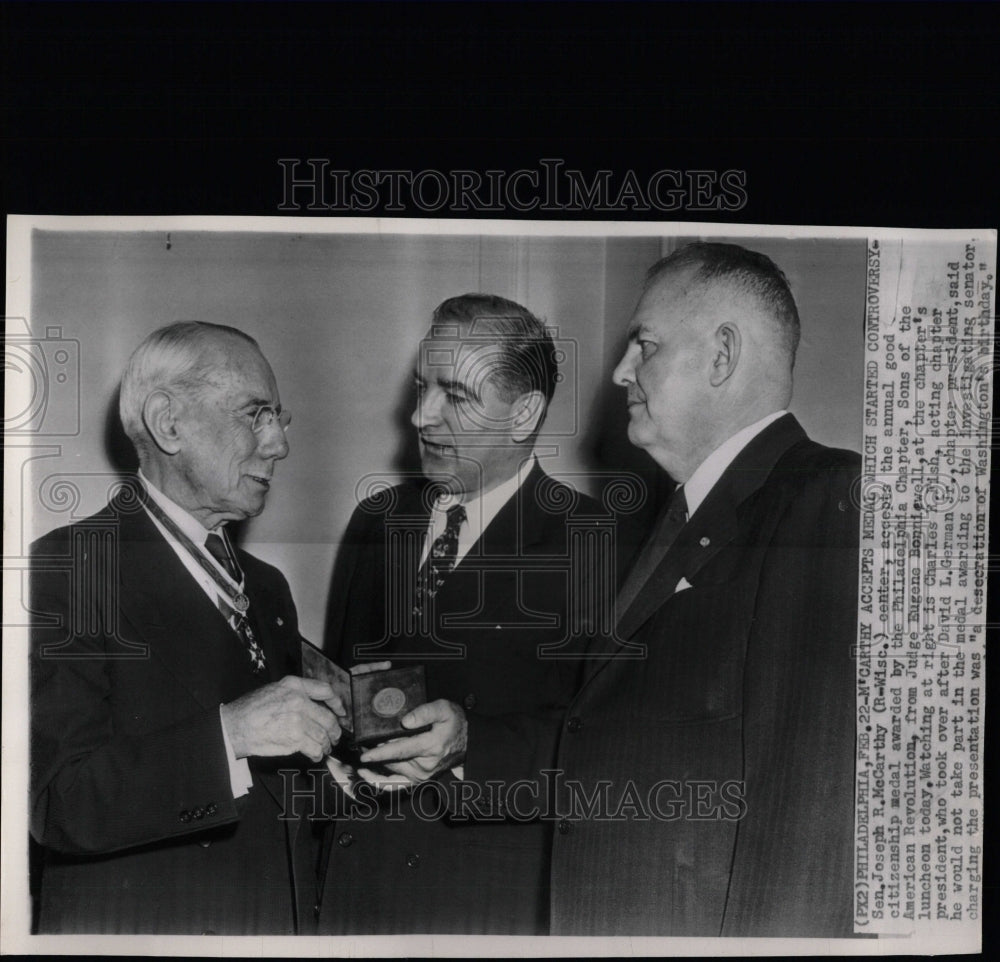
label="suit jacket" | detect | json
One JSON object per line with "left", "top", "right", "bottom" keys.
{"left": 462, "top": 416, "right": 861, "bottom": 937}
{"left": 317, "top": 464, "right": 624, "bottom": 934}
{"left": 29, "top": 489, "right": 316, "bottom": 934}
{"left": 546, "top": 414, "right": 861, "bottom": 936}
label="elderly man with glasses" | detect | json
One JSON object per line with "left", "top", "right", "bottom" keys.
{"left": 29, "top": 321, "right": 341, "bottom": 935}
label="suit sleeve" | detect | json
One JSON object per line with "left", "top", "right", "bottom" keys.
{"left": 463, "top": 704, "right": 568, "bottom": 790}
{"left": 463, "top": 504, "right": 645, "bottom": 794}
{"left": 29, "top": 535, "right": 239, "bottom": 856}
{"left": 323, "top": 503, "right": 370, "bottom": 665}
{"left": 721, "top": 458, "right": 860, "bottom": 937}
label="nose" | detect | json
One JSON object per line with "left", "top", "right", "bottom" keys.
{"left": 257, "top": 420, "right": 290, "bottom": 460}
{"left": 612, "top": 342, "right": 639, "bottom": 387}
{"left": 411, "top": 384, "right": 443, "bottom": 430}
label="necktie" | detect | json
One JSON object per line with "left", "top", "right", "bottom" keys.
{"left": 204, "top": 531, "right": 241, "bottom": 583}
{"left": 204, "top": 531, "right": 267, "bottom": 674}
{"left": 615, "top": 485, "right": 688, "bottom": 621}
{"left": 412, "top": 503, "right": 467, "bottom": 619}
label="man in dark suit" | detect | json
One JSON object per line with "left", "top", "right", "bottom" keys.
{"left": 555, "top": 243, "right": 860, "bottom": 936}
{"left": 463, "top": 244, "right": 861, "bottom": 936}
{"left": 30, "top": 321, "right": 344, "bottom": 934}
{"left": 317, "top": 294, "right": 624, "bottom": 934}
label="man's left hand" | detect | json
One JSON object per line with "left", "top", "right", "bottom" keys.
{"left": 357, "top": 699, "right": 467, "bottom": 788}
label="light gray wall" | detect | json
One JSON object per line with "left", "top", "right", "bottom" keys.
{"left": 26, "top": 229, "right": 864, "bottom": 641}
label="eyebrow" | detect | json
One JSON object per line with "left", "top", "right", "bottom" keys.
{"left": 439, "top": 377, "right": 480, "bottom": 402}
{"left": 412, "top": 370, "right": 481, "bottom": 403}
{"left": 238, "top": 396, "right": 276, "bottom": 411}
{"left": 626, "top": 323, "right": 653, "bottom": 342}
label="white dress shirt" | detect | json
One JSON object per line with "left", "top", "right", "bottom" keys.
{"left": 419, "top": 455, "right": 538, "bottom": 567}
{"left": 418, "top": 455, "right": 537, "bottom": 779}
{"left": 138, "top": 472, "right": 253, "bottom": 798}
{"left": 682, "top": 411, "right": 787, "bottom": 518}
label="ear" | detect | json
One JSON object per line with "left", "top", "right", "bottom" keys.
{"left": 510, "top": 390, "right": 545, "bottom": 443}
{"left": 142, "top": 390, "right": 184, "bottom": 454}
{"left": 709, "top": 322, "right": 741, "bottom": 387}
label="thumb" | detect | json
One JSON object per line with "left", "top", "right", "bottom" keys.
{"left": 401, "top": 698, "right": 452, "bottom": 729}
{"left": 349, "top": 660, "right": 392, "bottom": 676}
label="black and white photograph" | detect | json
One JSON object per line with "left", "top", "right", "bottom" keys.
{"left": 3, "top": 217, "right": 991, "bottom": 956}
{"left": 2, "top": 2, "right": 996, "bottom": 958}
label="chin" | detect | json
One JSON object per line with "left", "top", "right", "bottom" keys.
{"left": 423, "top": 469, "right": 464, "bottom": 494}
{"left": 626, "top": 424, "right": 651, "bottom": 449}
{"left": 420, "top": 451, "right": 450, "bottom": 473}
{"left": 240, "top": 498, "right": 266, "bottom": 518}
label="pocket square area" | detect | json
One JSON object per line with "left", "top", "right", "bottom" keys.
{"left": 674, "top": 577, "right": 694, "bottom": 593}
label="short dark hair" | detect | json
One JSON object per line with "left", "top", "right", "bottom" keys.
{"left": 646, "top": 242, "right": 801, "bottom": 361}
{"left": 431, "top": 293, "right": 558, "bottom": 404}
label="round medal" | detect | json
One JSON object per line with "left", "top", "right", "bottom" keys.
{"left": 372, "top": 686, "right": 407, "bottom": 718}
{"left": 233, "top": 593, "right": 250, "bottom": 614}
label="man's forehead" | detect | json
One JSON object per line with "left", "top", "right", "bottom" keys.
{"left": 417, "top": 330, "right": 495, "bottom": 370}
{"left": 632, "top": 266, "right": 710, "bottom": 330}
{"left": 647, "top": 263, "right": 707, "bottom": 304}
{"left": 204, "top": 342, "right": 278, "bottom": 402}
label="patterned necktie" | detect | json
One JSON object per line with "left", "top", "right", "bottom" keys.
{"left": 412, "top": 503, "right": 467, "bottom": 618}
{"left": 615, "top": 485, "right": 688, "bottom": 621}
{"left": 204, "top": 531, "right": 267, "bottom": 674}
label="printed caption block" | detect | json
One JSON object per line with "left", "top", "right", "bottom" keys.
{"left": 855, "top": 234, "right": 994, "bottom": 936}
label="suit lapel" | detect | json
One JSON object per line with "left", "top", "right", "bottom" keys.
{"left": 113, "top": 491, "right": 304, "bottom": 834}
{"left": 614, "top": 492, "right": 738, "bottom": 640}
{"left": 473, "top": 462, "right": 549, "bottom": 558}
{"left": 436, "top": 463, "right": 548, "bottom": 620}
{"left": 396, "top": 484, "right": 434, "bottom": 622}
{"left": 583, "top": 415, "right": 808, "bottom": 688}
{"left": 114, "top": 498, "right": 266, "bottom": 708}
{"left": 240, "top": 559, "right": 293, "bottom": 683}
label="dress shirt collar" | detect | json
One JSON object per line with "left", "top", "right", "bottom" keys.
{"left": 683, "top": 411, "right": 787, "bottom": 518}
{"left": 428, "top": 454, "right": 537, "bottom": 560}
{"left": 137, "top": 469, "right": 222, "bottom": 544}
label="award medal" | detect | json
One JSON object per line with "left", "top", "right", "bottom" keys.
{"left": 242, "top": 621, "right": 266, "bottom": 672}
{"left": 138, "top": 487, "right": 266, "bottom": 673}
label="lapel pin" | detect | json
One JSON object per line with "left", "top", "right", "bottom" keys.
{"left": 276, "top": 617, "right": 284, "bottom": 626}
{"left": 699, "top": 537, "right": 710, "bottom": 547}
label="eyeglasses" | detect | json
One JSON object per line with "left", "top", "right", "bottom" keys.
{"left": 250, "top": 405, "right": 292, "bottom": 434}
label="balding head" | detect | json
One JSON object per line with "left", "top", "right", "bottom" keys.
{"left": 644, "top": 242, "right": 800, "bottom": 372}
{"left": 613, "top": 243, "right": 800, "bottom": 481}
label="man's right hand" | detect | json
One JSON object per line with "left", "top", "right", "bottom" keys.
{"left": 221, "top": 676, "right": 344, "bottom": 762}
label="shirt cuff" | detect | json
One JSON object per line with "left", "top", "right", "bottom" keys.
{"left": 219, "top": 704, "right": 253, "bottom": 798}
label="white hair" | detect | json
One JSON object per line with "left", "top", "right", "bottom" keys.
{"left": 118, "top": 321, "right": 258, "bottom": 459}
